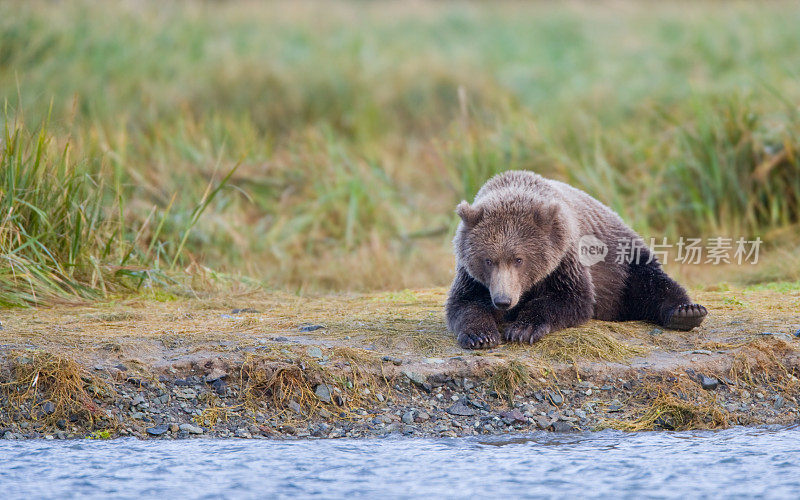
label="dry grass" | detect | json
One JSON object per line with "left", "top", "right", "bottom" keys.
{"left": 0, "top": 351, "right": 116, "bottom": 431}
{"left": 603, "top": 389, "right": 729, "bottom": 432}
{"left": 531, "top": 323, "right": 647, "bottom": 364}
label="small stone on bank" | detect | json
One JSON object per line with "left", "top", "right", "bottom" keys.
{"left": 699, "top": 375, "right": 719, "bottom": 390}
{"left": 446, "top": 400, "right": 476, "bottom": 417}
{"left": 231, "top": 308, "right": 260, "bottom": 314}
{"left": 306, "top": 346, "right": 324, "bottom": 359}
{"left": 146, "top": 425, "right": 169, "bottom": 437}
{"left": 179, "top": 423, "right": 203, "bottom": 434}
{"left": 547, "top": 391, "right": 564, "bottom": 406}
{"left": 551, "top": 421, "right": 575, "bottom": 433}
{"left": 299, "top": 324, "right": 324, "bottom": 332}
{"left": 315, "top": 384, "right": 332, "bottom": 404}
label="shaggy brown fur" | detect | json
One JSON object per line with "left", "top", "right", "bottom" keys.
{"left": 447, "top": 171, "right": 707, "bottom": 349}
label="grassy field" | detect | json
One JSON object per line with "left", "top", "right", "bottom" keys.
{"left": 2, "top": 0, "right": 800, "bottom": 305}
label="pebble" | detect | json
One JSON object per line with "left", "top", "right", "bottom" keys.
{"left": 146, "top": 425, "right": 169, "bottom": 437}
{"left": 376, "top": 393, "right": 385, "bottom": 402}
{"left": 551, "top": 421, "right": 575, "bottom": 433}
{"left": 382, "top": 356, "right": 403, "bottom": 366}
{"left": 699, "top": 375, "right": 719, "bottom": 390}
{"left": 499, "top": 409, "right": 526, "bottom": 424}
{"left": 235, "top": 428, "right": 252, "bottom": 438}
{"left": 548, "top": 392, "right": 564, "bottom": 406}
{"left": 299, "top": 324, "right": 324, "bottom": 332}
{"left": 446, "top": 400, "right": 477, "bottom": 417}
{"left": 402, "top": 411, "right": 415, "bottom": 425}
{"left": 132, "top": 394, "right": 145, "bottom": 406}
{"left": 533, "top": 416, "right": 550, "bottom": 429}
{"left": 403, "top": 370, "right": 426, "bottom": 386}
{"left": 179, "top": 423, "right": 203, "bottom": 434}
{"left": 41, "top": 401, "right": 55, "bottom": 415}
{"left": 306, "top": 347, "right": 324, "bottom": 359}
{"left": 774, "top": 396, "right": 785, "bottom": 410}
{"left": 232, "top": 308, "right": 259, "bottom": 314}
{"left": 315, "top": 384, "right": 332, "bottom": 404}
{"left": 289, "top": 400, "right": 303, "bottom": 414}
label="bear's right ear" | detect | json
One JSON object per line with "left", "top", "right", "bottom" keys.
{"left": 456, "top": 201, "right": 484, "bottom": 227}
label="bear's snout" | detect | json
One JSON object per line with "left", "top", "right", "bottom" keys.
{"left": 492, "top": 295, "right": 512, "bottom": 310}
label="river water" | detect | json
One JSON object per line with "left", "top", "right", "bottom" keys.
{"left": 2, "top": 426, "right": 799, "bottom": 499}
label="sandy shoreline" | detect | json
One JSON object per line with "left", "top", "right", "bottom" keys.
{"left": 1, "top": 286, "right": 799, "bottom": 440}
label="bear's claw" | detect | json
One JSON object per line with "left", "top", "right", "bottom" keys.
{"left": 457, "top": 330, "right": 500, "bottom": 349}
{"left": 504, "top": 322, "right": 551, "bottom": 344}
{"left": 665, "top": 303, "right": 707, "bottom": 331}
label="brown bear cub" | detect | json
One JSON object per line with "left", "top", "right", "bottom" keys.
{"left": 447, "top": 170, "right": 707, "bottom": 349}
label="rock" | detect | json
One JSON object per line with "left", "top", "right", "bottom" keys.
{"left": 289, "top": 400, "right": 303, "bottom": 414}
{"left": 306, "top": 346, "right": 324, "bottom": 359}
{"left": 648, "top": 328, "right": 663, "bottom": 335}
{"left": 575, "top": 409, "right": 588, "bottom": 420}
{"left": 132, "top": 394, "right": 145, "bottom": 406}
{"left": 179, "top": 423, "right": 203, "bottom": 435}
{"left": 608, "top": 400, "right": 623, "bottom": 412}
{"left": 311, "top": 423, "right": 330, "bottom": 437}
{"left": 794, "top": 329, "right": 800, "bottom": 338}
{"left": 169, "top": 424, "right": 179, "bottom": 433}
{"left": 403, "top": 370, "right": 426, "bottom": 386}
{"left": 315, "top": 384, "right": 332, "bottom": 404}
{"left": 382, "top": 356, "right": 402, "bottom": 366}
{"left": 376, "top": 393, "right": 385, "bottom": 402}
{"left": 446, "top": 400, "right": 476, "bottom": 417}
{"left": 56, "top": 419, "right": 67, "bottom": 430}
{"left": 146, "top": 425, "right": 169, "bottom": 437}
{"left": 232, "top": 308, "right": 259, "bottom": 314}
{"left": 211, "top": 379, "right": 227, "bottom": 396}
{"left": 174, "top": 388, "right": 197, "bottom": 399}
{"left": 402, "top": 411, "right": 415, "bottom": 424}
{"left": 499, "top": 409, "right": 526, "bottom": 424}
{"left": 551, "top": 421, "right": 575, "bottom": 433}
{"left": 699, "top": 375, "right": 719, "bottom": 390}
{"left": 774, "top": 396, "right": 785, "bottom": 410}
{"left": 547, "top": 391, "right": 564, "bottom": 406}
{"left": 205, "top": 369, "right": 227, "bottom": 383}
{"left": 41, "top": 401, "right": 55, "bottom": 415}
{"left": 533, "top": 416, "right": 550, "bottom": 429}
{"left": 318, "top": 408, "right": 332, "bottom": 419}
{"left": 415, "top": 411, "right": 430, "bottom": 422}
{"left": 299, "top": 324, "right": 324, "bottom": 332}
{"left": 235, "top": 428, "right": 252, "bottom": 438}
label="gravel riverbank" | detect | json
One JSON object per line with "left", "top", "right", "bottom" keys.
{"left": 1, "top": 286, "right": 799, "bottom": 440}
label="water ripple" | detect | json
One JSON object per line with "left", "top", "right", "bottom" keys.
{"left": 1, "top": 426, "right": 800, "bottom": 499}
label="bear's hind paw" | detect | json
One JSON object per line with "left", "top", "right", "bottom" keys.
{"left": 457, "top": 329, "right": 500, "bottom": 350}
{"left": 665, "top": 303, "right": 707, "bottom": 331}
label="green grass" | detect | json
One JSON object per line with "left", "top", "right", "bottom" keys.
{"left": 2, "top": 0, "right": 800, "bottom": 303}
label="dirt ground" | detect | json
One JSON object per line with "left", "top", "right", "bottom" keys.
{"left": 1, "top": 284, "right": 799, "bottom": 439}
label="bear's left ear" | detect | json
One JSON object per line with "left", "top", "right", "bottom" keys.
{"left": 456, "top": 201, "right": 484, "bottom": 227}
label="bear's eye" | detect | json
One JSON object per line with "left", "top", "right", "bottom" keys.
{"left": 485, "top": 259, "right": 494, "bottom": 267}
{"left": 514, "top": 258, "right": 523, "bottom": 266}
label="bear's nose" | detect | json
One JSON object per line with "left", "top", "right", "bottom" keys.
{"left": 493, "top": 296, "right": 512, "bottom": 310}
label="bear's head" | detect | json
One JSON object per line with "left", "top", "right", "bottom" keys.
{"left": 454, "top": 198, "right": 570, "bottom": 310}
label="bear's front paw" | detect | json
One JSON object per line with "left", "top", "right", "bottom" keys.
{"left": 504, "top": 321, "right": 551, "bottom": 344}
{"left": 457, "top": 328, "right": 501, "bottom": 350}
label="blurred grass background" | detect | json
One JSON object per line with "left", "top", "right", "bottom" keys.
{"left": 2, "top": 0, "right": 800, "bottom": 305}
